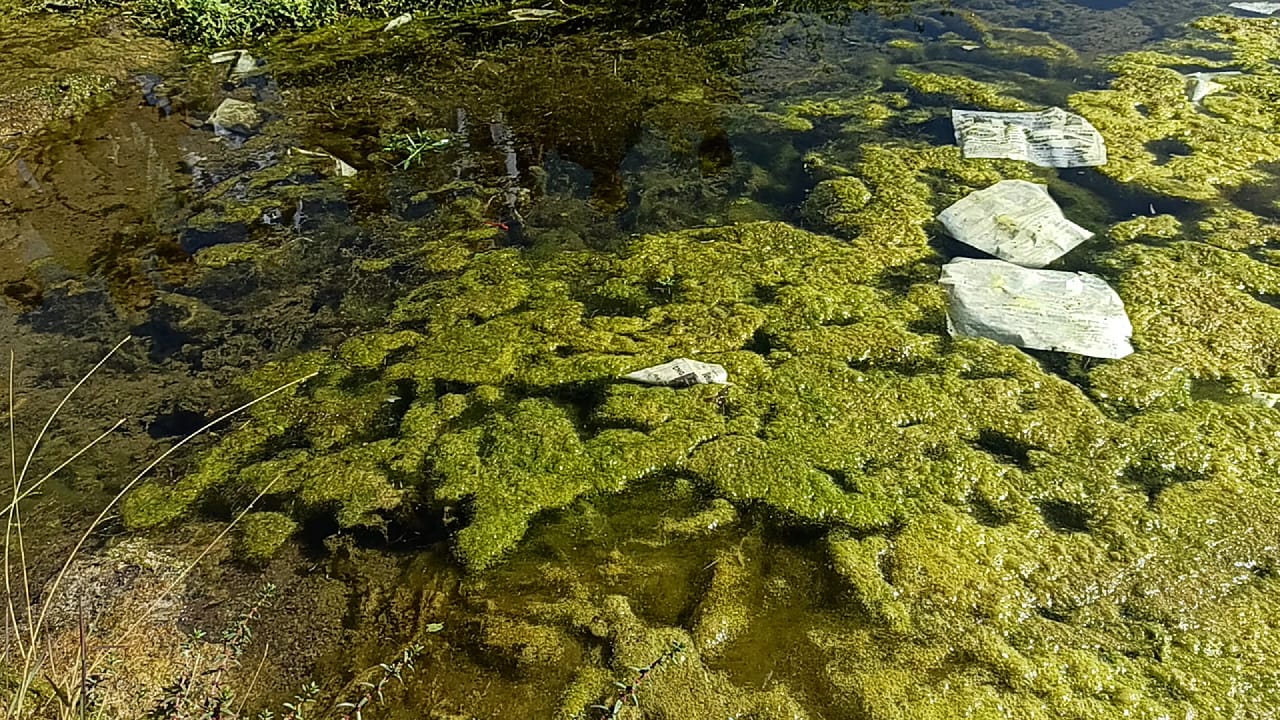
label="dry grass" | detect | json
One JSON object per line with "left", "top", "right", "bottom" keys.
{"left": 1, "top": 336, "right": 316, "bottom": 720}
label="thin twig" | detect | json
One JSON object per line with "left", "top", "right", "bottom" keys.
{"left": 235, "top": 639, "right": 270, "bottom": 718}
{"left": 17, "top": 337, "right": 131, "bottom": 488}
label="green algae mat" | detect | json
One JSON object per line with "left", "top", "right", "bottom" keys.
{"left": 5, "top": 1, "right": 1280, "bottom": 718}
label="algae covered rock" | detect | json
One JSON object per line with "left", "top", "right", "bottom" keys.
{"left": 553, "top": 595, "right": 809, "bottom": 720}
{"left": 0, "top": 15, "right": 172, "bottom": 146}
{"left": 237, "top": 511, "right": 298, "bottom": 563}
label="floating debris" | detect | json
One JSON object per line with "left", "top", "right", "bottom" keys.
{"left": 208, "top": 49, "right": 257, "bottom": 80}
{"left": 508, "top": 7, "right": 561, "bottom": 21}
{"left": 292, "top": 147, "right": 358, "bottom": 177}
{"left": 939, "top": 259, "right": 1134, "bottom": 359}
{"left": 937, "top": 180, "right": 1092, "bottom": 268}
{"left": 623, "top": 359, "right": 729, "bottom": 387}
{"left": 952, "top": 107, "right": 1107, "bottom": 168}
{"left": 1185, "top": 70, "right": 1241, "bottom": 105}
{"left": 383, "top": 12, "right": 412, "bottom": 31}
{"left": 1229, "top": 2, "right": 1280, "bottom": 14}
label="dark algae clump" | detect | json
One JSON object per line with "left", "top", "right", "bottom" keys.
{"left": 8, "top": 1, "right": 1280, "bottom": 718}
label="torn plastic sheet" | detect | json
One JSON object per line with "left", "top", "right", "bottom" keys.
{"left": 208, "top": 49, "right": 257, "bottom": 79}
{"left": 952, "top": 107, "right": 1107, "bottom": 168}
{"left": 1230, "top": 2, "right": 1280, "bottom": 14}
{"left": 292, "top": 147, "right": 358, "bottom": 177}
{"left": 937, "top": 180, "right": 1092, "bottom": 268}
{"left": 383, "top": 12, "right": 412, "bottom": 30}
{"left": 623, "top": 359, "right": 729, "bottom": 387}
{"left": 1186, "top": 71, "right": 1241, "bottom": 105}
{"left": 939, "top": 259, "right": 1134, "bottom": 359}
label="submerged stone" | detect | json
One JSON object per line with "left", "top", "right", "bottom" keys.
{"left": 207, "top": 98, "right": 263, "bottom": 139}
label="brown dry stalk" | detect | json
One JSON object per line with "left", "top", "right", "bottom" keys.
{"left": 2, "top": 339, "right": 316, "bottom": 720}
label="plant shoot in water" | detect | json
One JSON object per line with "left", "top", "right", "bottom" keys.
{"left": 334, "top": 642, "right": 424, "bottom": 720}
{"left": 382, "top": 130, "right": 454, "bottom": 169}
{"left": 590, "top": 641, "right": 686, "bottom": 719}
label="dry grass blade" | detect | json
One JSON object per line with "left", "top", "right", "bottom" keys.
{"left": 6, "top": 350, "right": 22, "bottom": 664}
{"left": 77, "top": 596, "right": 86, "bottom": 720}
{"left": 237, "top": 639, "right": 271, "bottom": 718}
{"left": 5, "top": 337, "right": 131, "bottom": 677}
{"left": 6, "top": 361, "right": 318, "bottom": 720}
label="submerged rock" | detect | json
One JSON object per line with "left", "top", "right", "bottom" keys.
{"left": 0, "top": 73, "right": 116, "bottom": 140}
{"left": 208, "top": 98, "right": 264, "bottom": 140}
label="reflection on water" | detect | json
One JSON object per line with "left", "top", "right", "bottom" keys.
{"left": 4, "top": 0, "right": 1280, "bottom": 717}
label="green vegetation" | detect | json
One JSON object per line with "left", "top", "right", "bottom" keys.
{"left": 381, "top": 128, "right": 455, "bottom": 169}
{"left": 1069, "top": 15, "right": 1280, "bottom": 201}
{"left": 120, "top": 0, "right": 490, "bottom": 44}
{"left": 52, "top": 0, "right": 935, "bottom": 46}
{"left": 898, "top": 67, "right": 1032, "bottom": 111}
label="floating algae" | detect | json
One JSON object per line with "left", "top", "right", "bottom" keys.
{"left": 1068, "top": 15, "right": 1280, "bottom": 201}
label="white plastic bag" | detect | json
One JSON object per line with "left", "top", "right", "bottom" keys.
{"left": 939, "top": 259, "right": 1133, "bottom": 359}
{"left": 938, "top": 180, "right": 1092, "bottom": 267}
{"left": 952, "top": 107, "right": 1107, "bottom": 168}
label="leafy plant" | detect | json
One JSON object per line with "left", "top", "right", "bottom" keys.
{"left": 148, "top": 583, "right": 278, "bottom": 720}
{"left": 261, "top": 630, "right": 439, "bottom": 720}
{"left": 333, "top": 644, "right": 421, "bottom": 720}
{"left": 381, "top": 129, "right": 455, "bottom": 170}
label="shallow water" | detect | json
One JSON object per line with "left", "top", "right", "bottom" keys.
{"left": 4, "top": 0, "right": 1280, "bottom": 718}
